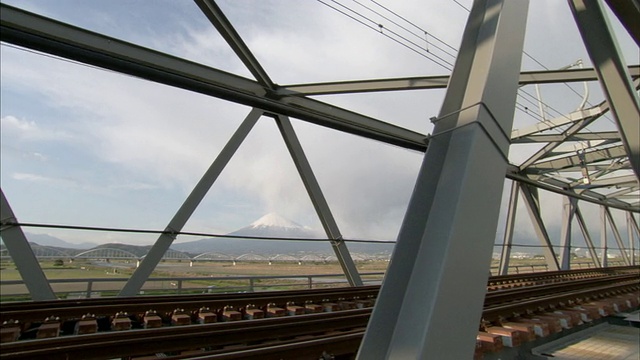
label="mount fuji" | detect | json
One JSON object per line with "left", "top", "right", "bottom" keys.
{"left": 227, "top": 213, "right": 322, "bottom": 239}
{"left": 171, "top": 213, "right": 329, "bottom": 255}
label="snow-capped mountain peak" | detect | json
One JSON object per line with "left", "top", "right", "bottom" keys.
{"left": 249, "top": 212, "right": 301, "bottom": 229}
{"left": 228, "top": 213, "right": 321, "bottom": 238}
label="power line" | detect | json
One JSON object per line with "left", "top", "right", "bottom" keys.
{"left": 352, "top": 0, "right": 458, "bottom": 59}
{"left": 451, "top": 0, "right": 470, "bottom": 12}
{"left": 317, "top": 0, "right": 454, "bottom": 71}
{"left": 0, "top": 221, "right": 396, "bottom": 244}
{"left": 369, "top": 0, "right": 459, "bottom": 53}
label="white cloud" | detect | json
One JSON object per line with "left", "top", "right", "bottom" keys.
{"left": 1, "top": 1, "right": 635, "bottom": 246}
{"left": 11, "top": 172, "right": 76, "bottom": 188}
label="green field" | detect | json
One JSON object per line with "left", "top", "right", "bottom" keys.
{"left": 1, "top": 256, "right": 631, "bottom": 302}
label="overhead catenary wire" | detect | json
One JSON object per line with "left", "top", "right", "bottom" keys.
{"left": 318, "top": 0, "right": 564, "bottom": 130}
{"left": 451, "top": 0, "right": 621, "bottom": 133}
{"left": 0, "top": 221, "right": 397, "bottom": 244}
{"left": 316, "top": 0, "right": 455, "bottom": 71}
{"left": 358, "top": 0, "right": 458, "bottom": 58}
{"left": 417, "top": 1, "right": 622, "bottom": 167}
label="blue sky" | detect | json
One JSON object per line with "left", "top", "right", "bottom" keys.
{"left": 1, "top": 0, "right": 638, "bottom": 249}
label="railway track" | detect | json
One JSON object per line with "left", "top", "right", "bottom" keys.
{"left": 1, "top": 266, "right": 638, "bottom": 359}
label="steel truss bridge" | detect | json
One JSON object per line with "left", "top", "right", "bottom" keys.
{"left": 0, "top": 0, "right": 638, "bottom": 358}
{"left": 0, "top": 246, "right": 385, "bottom": 263}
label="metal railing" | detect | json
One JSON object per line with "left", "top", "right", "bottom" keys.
{"left": 0, "top": 272, "right": 385, "bottom": 300}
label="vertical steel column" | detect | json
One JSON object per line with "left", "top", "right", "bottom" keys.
{"left": 600, "top": 205, "right": 608, "bottom": 267}
{"left": 499, "top": 181, "right": 520, "bottom": 275}
{"left": 569, "top": 0, "right": 640, "bottom": 178}
{"left": 627, "top": 212, "right": 639, "bottom": 265}
{"left": 0, "top": 189, "right": 56, "bottom": 300}
{"left": 520, "top": 184, "right": 561, "bottom": 271}
{"left": 358, "top": 1, "right": 528, "bottom": 358}
{"left": 119, "top": 108, "right": 263, "bottom": 296}
{"left": 275, "top": 115, "right": 363, "bottom": 286}
{"left": 559, "top": 196, "right": 578, "bottom": 270}
{"left": 603, "top": 207, "right": 631, "bottom": 265}
{"left": 575, "top": 204, "right": 601, "bottom": 267}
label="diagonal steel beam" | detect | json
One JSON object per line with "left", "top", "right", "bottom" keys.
{"left": 527, "top": 144, "right": 628, "bottom": 173}
{"left": 603, "top": 206, "right": 631, "bottom": 265}
{"left": 359, "top": 1, "right": 529, "bottom": 357}
{"left": 507, "top": 169, "right": 639, "bottom": 212}
{"left": 511, "top": 131, "right": 620, "bottom": 143}
{"left": 511, "top": 103, "right": 606, "bottom": 140}
{"left": 604, "top": 0, "right": 640, "bottom": 47}
{"left": 499, "top": 181, "right": 520, "bottom": 275}
{"left": 569, "top": 0, "right": 640, "bottom": 178}
{"left": 0, "top": 189, "right": 56, "bottom": 300}
{"left": 520, "top": 184, "right": 561, "bottom": 271}
{"left": 0, "top": 3, "right": 427, "bottom": 152}
{"left": 518, "top": 111, "right": 601, "bottom": 170}
{"left": 574, "top": 203, "right": 602, "bottom": 267}
{"left": 119, "top": 108, "right": 263, "bottom": 296}
{"left": 559, "top": 196, "right": 578, "bottom": 270}
{"left": 628, "top": 212, "right": 639, "bottom": 265}
{"left": 274, "top": 115, "right": 363, "bottom": 286}
{"left": 194, "top": 0, "right": 275, "bottom": 89}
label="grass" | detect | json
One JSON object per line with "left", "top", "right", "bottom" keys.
{"left": 2, "top": 256, "right": 633, "bottom": 301}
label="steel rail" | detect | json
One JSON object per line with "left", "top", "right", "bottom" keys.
{"left": 0, "top": 286, "right": 379, "bottom": 325}
{"left": 0, "top": 309, "right": 371, "bottom": 360}
{"left": 179, "top": 330, "right": 365, "bottom": 360}
{"left": 482, "top": 280, "right": 640, "bottom": 323}
{"left": 2, "top": 267, "right": 637, "bottom": 325}
{"left": 484, "top": 274, "right": 639, "bottom": 306}
{"left": 1, "top": 277, "right": 637, "bottom": 360}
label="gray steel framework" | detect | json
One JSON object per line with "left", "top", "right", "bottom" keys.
{"left": 279, "top": 65, "right": 640, "bottom": 96}
{"left": 0, "top": 4, "right": 427, "bottom": 152}
{"left": 575, "top": 203, "right": 602, "bottom": 267}
{"left": 602, "top": 206, "right": 632, "bottom": 265}
{"left": 275, "top": 115, "right": 363, "bottom": 286}
{"left": 499, "top": 181, "right": 520, "bottom": 275}
{"left": 560, "top": 196, "right": 579, "bottom": 270}
{"left": 0, "top": 190, "right": 56, "bottom": 300}
{"left": 520, "top": 184, "right": 561, "bottom": 271}
{"left": 601, "top": 206, "right": 609, "bottom": 267}
{"left": 119, "top": 108, "right": 263, "bottom": 296}
{"left": 629, "top": 213, "right": 639, "bottom": 265}
{"left": 358, "top": 0, "right": 528, "bottom": 357}
{"left": 0, "top": 2, "right": 637, "bottom": 213}
{"left": 569, "top": 0, "right": 640, "bottom": 178}
{"left": 0, "top": 0, "right": 638, "bottom": 354}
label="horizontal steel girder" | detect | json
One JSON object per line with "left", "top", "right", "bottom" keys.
{"left": 528, "top": 144, "right": 628, "bottom": 173}
{"left": 0, "top": 4, "right": 427, "bottom": 152}
{"left": 512, "top": 131, "right": 620, "bottom": 143}
{"left": 277, "top": 65, "right": 640, "bottom": 96}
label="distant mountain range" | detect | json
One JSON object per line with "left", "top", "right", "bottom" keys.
{"left": 1, "top": 213, "right": 394, "bottom": 257}
{"left": 172, "top": 213, "right": 392, "bottom": 256}
{"left": 21, "top": 233, "right": 96, "bottom": 249}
